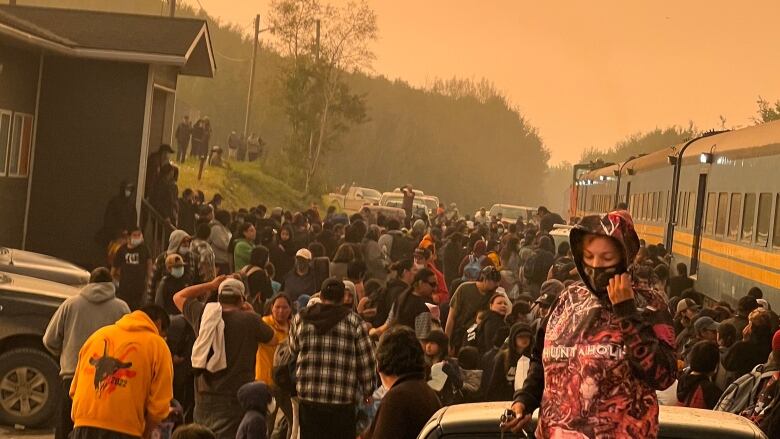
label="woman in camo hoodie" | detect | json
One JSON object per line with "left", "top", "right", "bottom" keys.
{"left": 504, "top": 210, "right": 677, "bottom": 438}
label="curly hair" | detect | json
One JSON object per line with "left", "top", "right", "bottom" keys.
{"left": 376, "top": 326, "right": 425, "bottom": 377}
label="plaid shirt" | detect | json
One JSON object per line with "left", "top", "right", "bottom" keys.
{"left": 289, "top": 307, "right": 376, "bottom": 405}
{"left": 191, "top": 238, "right": 216, "bottom": 283}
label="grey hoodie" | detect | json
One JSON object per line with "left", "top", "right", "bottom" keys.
{"left": 43, "top": 282, "right": 130, "bottom": 377}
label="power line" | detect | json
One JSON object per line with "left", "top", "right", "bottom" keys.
{"left": 214, "top": 51, "right": 248, "bottom": 62}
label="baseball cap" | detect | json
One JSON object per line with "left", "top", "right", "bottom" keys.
{"left": 536, "top": 293, "right": 557, "bottom": 308}
{"left": 295, "top": 248, "right": 313, "bottom": 260}
{"left": 218, "top": 278, "right": 246, "bottom": 300}
{"left": 676, "top": 298, "right": 700, "bottom": 314}
{"left": 540, "top": 279, "right": 565, "bottom": 298}
{"left": 694, "top": 316, "right": 719, "bottom": 334}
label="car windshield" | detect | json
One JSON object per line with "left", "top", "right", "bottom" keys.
{"left": 363, "top": 189, "right": 381, "bottom": 199}
{"left": 491, "top": 205, "right": 527, "bottom": 219}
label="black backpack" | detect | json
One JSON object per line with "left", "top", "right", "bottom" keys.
{"left": 389, "top": 233, "right": 415, "bottom": 262}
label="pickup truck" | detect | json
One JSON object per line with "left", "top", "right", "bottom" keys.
{"left": 0, "top": 272, "right": 80, "bottom": 427}
{"left": 324, "top": 185, "right": 382, "bottom": 215}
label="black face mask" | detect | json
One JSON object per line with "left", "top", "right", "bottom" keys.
{"left": 582, "top": 262, "right": 627, "bottom": 294}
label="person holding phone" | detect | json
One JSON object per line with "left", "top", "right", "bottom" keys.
{"left": 502, "top": 211, "right": 677, "bottom": 438}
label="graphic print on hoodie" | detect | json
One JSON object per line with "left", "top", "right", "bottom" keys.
{"left": 515, "top": 211, "right": 677, "bottom": 439}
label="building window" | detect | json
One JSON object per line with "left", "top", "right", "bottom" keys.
{"left": 741, "top": 193, "right": 756, "bottom": 243}
{"left": 715, "top": 192, "right": 728, "bottom": 236}
{"left": 8, "top": 113, "right": 33, "bottom": 177}
{"left": 757, "top": 193, "right": 772, "bottom": 247}
{"left": 705, "top": 192, "right": 716, "bottom": 235}
{"left": 728, "top": 193, "right": 742, "bottom": 240}
{"left": 0, "top": 111, "right": 11, "bottom": 176}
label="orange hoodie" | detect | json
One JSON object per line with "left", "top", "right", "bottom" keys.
{"left": 70, "top": 311, "right": 173, "bottom": 437}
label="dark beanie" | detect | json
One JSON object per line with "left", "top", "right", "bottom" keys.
{"left": 689, "top": 341, "right": 720, "bottom": 374}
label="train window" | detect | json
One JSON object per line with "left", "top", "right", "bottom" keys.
{"left": 773, "top": 194, "right": 780, "bottom": 249}
{"left": 741, "top": 193, "right": 756, "bottom": 243}
{"left": 687, "top": 192, "right": 697, "bottom": 230}
{"left": 715, "top": 192, "right": 728, "bottom": 236}
{"left": 657, "top": 191, "right": 663, "bottom": 221}
{"left": 649, "top": 192, "right": 656, "bottom": 221}
{"left": 681, "top": 193, "right": 690, "bottom": 228}
{"left": 728, "top": 193, "right": 742, "bottom": 240}
{"left": 705, "top": 192, "right": 716, "bottom": 235}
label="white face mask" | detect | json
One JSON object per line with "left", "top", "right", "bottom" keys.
{"left": 130, "top": 237, "right": 143, "bottom": 246}
{"left": 178, "top": 246, "right": 190, "bottom": 256}
{"left": 171, "top": 267, "right": 185, "bottom": 278}
{"left": 124, "top": 189, "right": 133, "bottom": 198}
{"left": 414, "top": 262, "right": 426, "bottom": 270}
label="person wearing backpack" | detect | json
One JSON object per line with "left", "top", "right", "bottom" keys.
{"left": 458, "top": 240, "right": 492, "bottom": 281}
{"left": 240, "top": 246, "right": 274, "bottom": 312}
{"left": 379, "top": 219, "right": 415, "bottom": 263}
{"left": 739, "top": 329, "right": 780, "bottom": 425}
{"left": 522, "top": 235, "right": 556, "bottom": 297}
{"left": 677, "top": 341, "right": 723, "bottom": 409}
{"left": 255, "top": 294, "right": 293, "bottom": 438}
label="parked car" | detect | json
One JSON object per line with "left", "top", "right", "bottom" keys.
{"left": 380, "top": 192, "right": 428, "bottom": 216}
{"left": 325, "top": 184, "right": 382, "bottom": 215}
{"left": 0, "top": 247, "right": 89, "bottom": 286}
{"left": 0, "top": 272, "right": 80, "bottom": 427}
{"left": 418, "top": 402, "right": 767, "bottom": 439}
{"left": 477, "top": 204, "right": 537, "bottom": 225}
{"left": 549, "top": 224, "right": 573, "bottom": 250}
{"left": 362, "top": 205, "right": 407, "bottom": 224}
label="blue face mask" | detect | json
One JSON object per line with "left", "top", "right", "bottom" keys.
{"left": 171, "top": 267, "right": 185, "bottom": 279}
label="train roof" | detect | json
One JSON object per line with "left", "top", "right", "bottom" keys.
{"left": 576, "top": 119, "right": 780, "bottom": 181}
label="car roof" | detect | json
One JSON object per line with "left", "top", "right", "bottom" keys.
{"left": 421, "top": 403, "right": 765, "bottom": 438}
{"left": 0, "top": 271, "right": 80, "bottom": 301}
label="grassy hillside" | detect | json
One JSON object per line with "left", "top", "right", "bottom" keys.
{"left": 177, "top": 160, "right": 317, "bottom": 211}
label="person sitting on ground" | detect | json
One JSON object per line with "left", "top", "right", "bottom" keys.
{"left": 677, "top": 341, "right": 723, "bottom": 409}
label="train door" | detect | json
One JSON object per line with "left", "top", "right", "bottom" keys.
{"left": 624, "top": 182, "right": 632, "bottom": 206}
{"left": 690, "top": 173, "right": 708, "bottom": 275}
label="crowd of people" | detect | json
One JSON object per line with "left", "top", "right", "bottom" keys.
{"left": 50, "top": 187, "right": 780, "bottom": 439}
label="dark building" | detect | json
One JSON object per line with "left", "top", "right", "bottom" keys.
{"left": 0, "top": 5, "right": 214, "bottom": 267}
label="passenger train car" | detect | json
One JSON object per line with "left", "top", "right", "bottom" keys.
{"left": 571, "top": 120, "right": 780, "bottom": 308}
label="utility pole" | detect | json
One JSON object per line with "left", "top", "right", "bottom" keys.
{"left": 168, "top": 0, "right": 176, "bottom": 17}
{"left": 243, "top": 14, "right": 260, "bottom": 147}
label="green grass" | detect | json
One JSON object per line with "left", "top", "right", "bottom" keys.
{"left": 177, "top": 159, "right": 318, "bottom": 211}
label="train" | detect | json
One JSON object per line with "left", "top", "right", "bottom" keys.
{"left": 570, "top": 119, "right": 780, "bottom": 309}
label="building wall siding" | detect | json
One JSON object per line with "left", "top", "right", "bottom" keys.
{"left": 27, "top": 56, "right": 148, "bottom": 267}
{"left": 0, "top": 44, "right": 40, "bottom": 248}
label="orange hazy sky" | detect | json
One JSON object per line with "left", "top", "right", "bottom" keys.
{"left": 183, "top": 0, "right": 780, "bottom": 164}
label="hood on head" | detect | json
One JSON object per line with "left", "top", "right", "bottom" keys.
{"left": 166, "top": 230, "right": 190, "bottom": 254}
{"left": 237, "top": 381, "right": 272, "bottom": 412}
{"left": 115, "top": 311, "right": 159, "bottom": 335}
{"left": 508, "top": 322, "right": 533, "bottom": 359}
{"left": 80, "top": 282, "right": 117, "bottom": 303}
{"left": 299, "top": 303, "right": 351, "bottom": 334}
{"left": 569, "top": 211, "right": 639, "bottom": 294}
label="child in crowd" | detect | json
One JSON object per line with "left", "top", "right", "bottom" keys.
{"left": 422, "top": 330, "right": 463, "bottom": 406}
{"left": 457, "top": 346, "right": 483, "bottom": 402}
{"left": 236, "top": 381, "right": 274, "bottom": 439}
{"left": 677, "top": 341, "right": 722, "bottom": 409}
{"left": 484, "top": 322, "right": 534, "bottom": 402}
